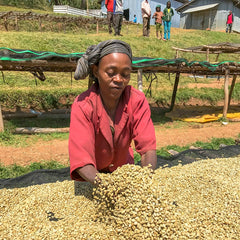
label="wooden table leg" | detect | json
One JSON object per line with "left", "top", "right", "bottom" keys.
{"left": 223, "top": 69, "right": 230, "bottom": 118}
{"left": 170, "top": 72, "right": 180, "bottom": 111}
{"left": 0, "top": 105, "right": 4, "bottom": 132}
{"left": 228, "top": 75, "right": 237, "bottom": 107}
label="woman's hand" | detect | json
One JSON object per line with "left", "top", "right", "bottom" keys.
{"left": 141, "top": 150, "right": 157, "bottom": 170}
{"left": 76, "top": 164, "right": 99, "bottom": 185}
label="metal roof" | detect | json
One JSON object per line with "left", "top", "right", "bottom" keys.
{"left": 182, "top": 3, "right": 219, "bottom": 14}
{"left": 177, "top": 0, "right": 240, "bottom": 12}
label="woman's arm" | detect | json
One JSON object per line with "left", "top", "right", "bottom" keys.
{"left": 141, "top": 150, "right": 157, "bottom": 170}
{"left": 75, "top": 164, "right": 99, "bottom": 185}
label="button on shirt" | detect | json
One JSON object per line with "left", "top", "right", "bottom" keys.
{"left": 69, "top": 83, "right": 156, "bottom": 181}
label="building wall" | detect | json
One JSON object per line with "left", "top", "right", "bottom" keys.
{"left": 101, "top": 0, "right": 182, "bottom": 28}
{"left": 178, "top": 0, "right": 240, "bottom": 32}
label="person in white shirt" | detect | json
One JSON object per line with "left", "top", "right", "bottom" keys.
{"left": 114, "top": 0, "right": 124, "bottom": 36}
{"left": 141, "top": 0, "right": 151, "bottom": 37}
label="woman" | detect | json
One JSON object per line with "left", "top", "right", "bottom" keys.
{"left": 69, "top": 39, "right": 157, "bottom": 184}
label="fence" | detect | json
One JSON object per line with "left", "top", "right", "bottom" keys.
{"left": 53, "top": 5, "right": 105, "bottom": 18}
{"left": 0, "top": 11, "right": 108, "bottom": 32}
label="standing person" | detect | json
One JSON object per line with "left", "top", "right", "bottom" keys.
{"left": 141, "top": 0, "right": 151, "bottom": 37}
{"left": 226, "top": 10, "right": 234, "bottom": 33}
{"left": 152, "top": 5, "right": 165, "bottom": 40}
{"left": 105, "top": 0, "right": 114, "bottom": 34}
{"left": 163, "top": 1, "right": 174, "bottom": 40}
{"left": 133, "top": 14, "right": 137, "bottom": 23}
{"left": 113, "top": 0, "right": 124, "bottom": 36}
{"left": 71, "top": 39, "right": 157, "bottom": 184}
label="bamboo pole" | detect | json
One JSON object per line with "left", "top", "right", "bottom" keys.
{"left": 228, "top": 75, "right": 237, "bottom": 107}
{"left": 0, "top": 105, "right": 4, "bottom": 132}
{"left": 223, "top": 69, "right": 230, "bottom": 118}
{"left": 137, "top": 69, "right": 143, "bottom": 92}
{"left": 170, "top": 72, "right": 180, "bottom": 111}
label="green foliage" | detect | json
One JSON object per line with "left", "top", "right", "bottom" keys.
{"left": 193, "top": 138, "right": 235, "bottom": 149}
{"left": 0, "top": 0, "right": 48, "bottom": 9}
{"left": 0, "top": 0, "right": 101, "bottom": 9}
{"left": 156, "top": 137, "right": 236, "bottom": 159}
{"left": 0, "top": 161, "right": 67, "bottom": 179}
{"left": 0, "top": 87, "right": 84, "bottom": 110}
{"left": 0, "top": 129, "right": 13, "bottom": 142}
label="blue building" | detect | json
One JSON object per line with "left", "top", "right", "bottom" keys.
{"left": 101, "top": 0, "right": 187, "bottom": 28}
{"left": 176, "top": 0, "right": 240, "bottom": 32}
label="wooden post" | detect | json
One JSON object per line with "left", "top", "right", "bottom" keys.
{"left": 96, "top": 19, "right": 99, "bottom": 34}
{"left": 1, "top": 71, "right": 5, "bottom": 83}
{"left": 87, "top": 0, "right": 89, "bottom": 13}
{"left": 4, "top": 17, "right": 8, "bottom": 31}
{"left": 137, "top": 69, "right": 143, "bottom": 92}
{"left": 39, "top": 17, "right": 42, "bottom": 32}
{"left": 0, "top": 105, "right": 4, "bottom": 132}
{"left": 206, "top": 48, "right": 209, "bottom": 62}
{"left": 15, "top": 16, "right": 19, "bottom": 31}
{"left": 228, "top": 75, "right": 237, "bottom": 107}
{"left": 170, "top": 72, "right": 180, "bottom": 111}
{"left": 223, "top": 69, "right": 230, "bottom": 118}
{"left": 175, "top": 50, "right": 179, "bottom": 59}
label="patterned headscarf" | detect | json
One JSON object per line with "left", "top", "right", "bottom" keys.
{"left": 74, "top": 39, "right": 132, "bottom": 80}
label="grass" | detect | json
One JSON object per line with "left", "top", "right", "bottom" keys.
{"left": 0, "top": 160, "right": 67, "bottom": 179}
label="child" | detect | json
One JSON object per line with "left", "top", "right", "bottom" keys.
{"left": 152, "top": 5, "right": 165, "bottom": 40}
{"left": 133, "top": 14, "right": 137, "bottom": 23}
{"left": 163, "top": 1, "right": 174, "bottom": 40}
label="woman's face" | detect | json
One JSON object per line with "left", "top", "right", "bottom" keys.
{"left": 93, "top": 52, "right": 132, "bottom": 102}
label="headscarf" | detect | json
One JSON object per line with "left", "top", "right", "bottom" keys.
{"left": 74, "top": 39, "right": 132, "bottom": 80}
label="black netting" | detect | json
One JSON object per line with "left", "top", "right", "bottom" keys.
{"left": 1, "top": 145, "right": 239, "bottom": 189}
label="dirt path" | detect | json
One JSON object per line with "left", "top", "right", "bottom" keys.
{"left": 1, "top": 121, "right": 240, "bottom": 167}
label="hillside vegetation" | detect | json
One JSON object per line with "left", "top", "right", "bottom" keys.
{"left": 0, "top": 0, "right": 100, "bottom": 10}
{"left": 0, "top": 5, "right": 240, "bottom": 111}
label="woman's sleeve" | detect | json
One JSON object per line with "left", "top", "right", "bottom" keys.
{"left": 69, "top": 101, "right": 96, "bottom": 180}
{"left": 132, "top": 94, "right": 156, "bottom": 155}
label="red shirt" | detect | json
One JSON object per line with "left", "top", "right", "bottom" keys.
{"left": 227, "top": 14, "right": 233, "bottom": 24}
{"left": 69, "top": 84, "right": 156, "bottom": 181}
{"left": 105, "top": 0, "right": 114, "bottom": 12}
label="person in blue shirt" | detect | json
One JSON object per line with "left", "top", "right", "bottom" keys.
{"left": 133, "top": 14, "right": 137, "bottom": 23}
